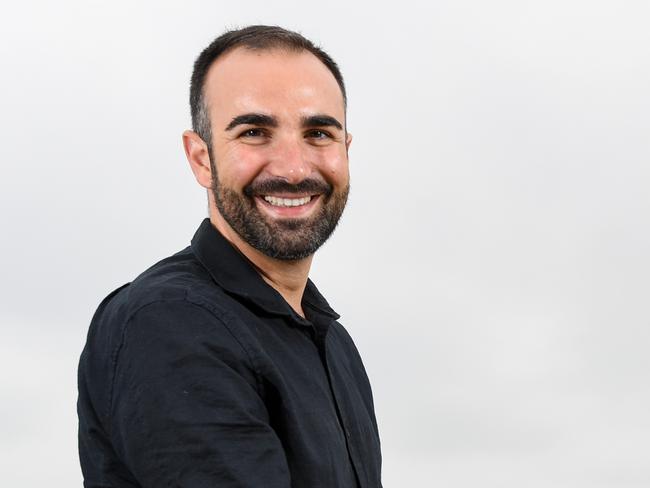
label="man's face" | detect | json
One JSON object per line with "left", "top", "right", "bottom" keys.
{"left": 202, "top": 47, "right": 350, "bottom": 260}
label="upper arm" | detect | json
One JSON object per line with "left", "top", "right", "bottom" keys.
{"left": 109, "top": 300, "right": 290, "bottom": 487}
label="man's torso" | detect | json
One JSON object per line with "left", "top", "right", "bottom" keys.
{"left": 78, "top": 220, "right": 382, "bottom": 488}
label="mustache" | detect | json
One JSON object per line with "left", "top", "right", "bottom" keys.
{"left": 244, "top": 178, "right": 333, "bottom": 197}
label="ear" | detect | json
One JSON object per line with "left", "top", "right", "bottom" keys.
{"left": 182, "top": 130, "right": 212, "bottom": 189}
{"left": 345, "top": 132, "right": 353, "bottom": 153}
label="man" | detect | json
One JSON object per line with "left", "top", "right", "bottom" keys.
{"left": 78, "top": 25, "right": 382, "bottom": 488}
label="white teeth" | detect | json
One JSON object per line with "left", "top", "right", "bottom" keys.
{"left": 263, "top": 195, "right": 312, "bottom": 207}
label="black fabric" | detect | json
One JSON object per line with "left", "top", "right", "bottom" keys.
{"left": 78, "top": 219, "right": 382, "bottom": 488}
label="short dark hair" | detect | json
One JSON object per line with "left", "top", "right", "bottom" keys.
{"left": 189, "top": 25, "right": 347, "bottom": 148}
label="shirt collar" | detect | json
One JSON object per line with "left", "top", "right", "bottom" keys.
{"left": 190, "top": 219, "right": 340, "bottom": 322}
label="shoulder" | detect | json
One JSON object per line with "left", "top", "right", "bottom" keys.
{"left": 79, "top": 246, "right": 261, "bottom": 428}
{"left": 98, "top": 246, "right": 235, "bottom": 324}
{"left": 83, "top": 246, "right": 249, "bottom": 376}
{"left": 328, "top": 320, "right": 362, "bottom": 356}
{"left": 120, "top": 247, "right": 217, "bottom": 316}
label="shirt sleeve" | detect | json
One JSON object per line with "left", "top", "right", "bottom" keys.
{"left": 108, "top": 300, "right": 290, "bottom": 488}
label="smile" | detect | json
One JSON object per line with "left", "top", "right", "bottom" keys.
{"left": 263, "top": 195, "right": 313, "bottom": 207}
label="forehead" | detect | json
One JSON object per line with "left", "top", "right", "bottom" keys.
{"left": 203, "top": 47, "right": 345, "bottom": 123}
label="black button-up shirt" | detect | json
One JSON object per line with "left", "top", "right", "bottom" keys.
{"left": 78, "top": 219, "right": 382, "bottom": 487}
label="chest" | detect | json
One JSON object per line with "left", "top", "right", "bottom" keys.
{"left": 242, "top": 317, "right": 381, "bottom": 487}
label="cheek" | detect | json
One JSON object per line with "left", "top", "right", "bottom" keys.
{"left": 318, "top": 149, "right": 350, "bottom": 185}
{"left": 217, "top": 146, "right": 268, "bottom": 189}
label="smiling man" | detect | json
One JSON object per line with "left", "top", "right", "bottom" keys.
{"left": 78, "top": 26, "right": 382, "bottom": 488}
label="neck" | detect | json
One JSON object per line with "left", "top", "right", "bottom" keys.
{"left": 209, "top": 213, "right": 312, "bottom": 318}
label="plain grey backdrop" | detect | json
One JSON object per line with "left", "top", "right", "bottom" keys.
{"left": 1, "top": 0, "right": 649, "bottom": 486}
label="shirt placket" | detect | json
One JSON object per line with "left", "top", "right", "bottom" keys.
{"left": 311, "top": 323, "right": 364, "bottom": 488}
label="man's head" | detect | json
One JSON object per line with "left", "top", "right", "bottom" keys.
{"left": 183, "top": 26, "right": 351, "bottom": 261}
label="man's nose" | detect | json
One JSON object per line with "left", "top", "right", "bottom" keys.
{"left": 265, "top": 135, "right": 312, "bottom": 184}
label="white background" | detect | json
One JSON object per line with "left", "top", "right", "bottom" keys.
{"left": 1, "top": 0, "right": 649, "bottom": 486}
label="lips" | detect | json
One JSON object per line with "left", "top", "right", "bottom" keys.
{"left": 263, "top": 195, "right": 313, "bottom": 207}
{"left": 244, "top": 178, "right": 332, "bottom": 200}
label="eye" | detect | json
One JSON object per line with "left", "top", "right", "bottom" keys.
{"left": 306, "top": 129, "right": 332, "bottom": 140}
{"left": 240, "top": 128, "right": 268, "bottom": 138}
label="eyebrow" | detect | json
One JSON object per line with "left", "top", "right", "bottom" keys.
{"left": 225, "top": 113, "right": 278, "bottom": 131}
{"left": 301, "top": 114, "right": 343, "bottom": 131}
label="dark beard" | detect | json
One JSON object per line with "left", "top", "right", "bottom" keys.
{"left": 211, "top": 172, "right": 349, "bottom": 261}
